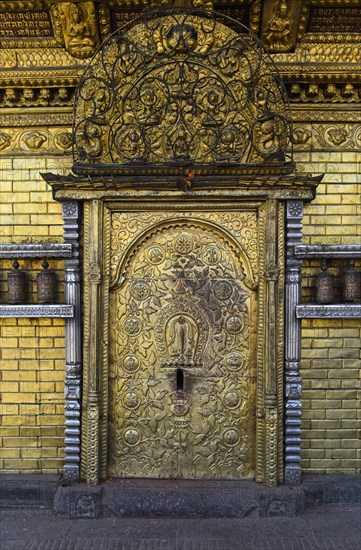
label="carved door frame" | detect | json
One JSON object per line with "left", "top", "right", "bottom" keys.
{"left": 79, "top": 195, "right": 286, "bottom": 486}
{"left": 45, "top": 4, "right": 321, "bottom": 487}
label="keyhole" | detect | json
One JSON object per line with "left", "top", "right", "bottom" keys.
{"left": 176, "top": 368, "right": 184, "bottom": 392}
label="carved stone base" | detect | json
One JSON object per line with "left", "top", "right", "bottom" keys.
{"left": 3, "top": 474, "right": 359, "bottom": 516}
{"left": 53, "top": 479, "right": 305, "bottom": 519}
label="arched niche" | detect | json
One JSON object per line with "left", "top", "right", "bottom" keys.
{"left": 111, "top": 217, "right": 257, "bottom": 291}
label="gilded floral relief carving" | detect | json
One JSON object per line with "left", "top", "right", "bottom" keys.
{"left": 109, "top": 216, "right": 257, "bottom": 479}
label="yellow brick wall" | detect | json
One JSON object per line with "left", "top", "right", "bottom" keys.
{"left": 301, "top": 319, "right": 361, "bottom": 474}
{"left": 0, "top": 155, "right": 71, "bottom": 473}
{"left": 0, "top": 318, "right": 66, "bottom": 473}
{"left": 298, "top": 150, "right": 361, "bottom": 246}
{"left": 297, "top": 148, "right": 361, "bottom": 474}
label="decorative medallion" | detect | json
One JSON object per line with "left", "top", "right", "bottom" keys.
{"left": 147, "top": 246, "right": 165, "bottom": 265}
{"left": 122, "top": 391, "right": 141, "bottom": 410}
{"left": 223, "top": 390, "right": 240, "bottom": 409}
{"left": 174, "top": 233, "right": 193, "bottom": 255}
{"left": 226, "top": 351, "right": 244, "bottom": 371}
{"left": 203, "top": 246, "right": 221, "bottom": 265}
{"left": 223, "top": 428, "right": 240, "bottom": 447}
{"left": 123, "top": 428, "right": 141, "bottom": 446}
{"left": 122, "top": 355, "right": 140, "bottom": 373}
{"left": 130, "top": 280, "right": 151, "bottom": 301}
{"left": 123, "top": 316, "right": 142, "bottom": 335}
{"left": 213, "top": 280, "right": 233, "bottom": 301}
{"left": 226, "top": 315, "right": 244, "bottom": 334}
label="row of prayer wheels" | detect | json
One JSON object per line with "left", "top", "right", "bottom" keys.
{"left": 6, "top": 260, "right": 57, "bottom": 304}
{"left": 6, "top": 257, "right": 360, "bottom": 305}
{"left": 316, "top": 259, "right": 361, "bottom": 303}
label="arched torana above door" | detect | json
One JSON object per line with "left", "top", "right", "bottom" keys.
{"left": 73, "top": 6, "right": 294, "bottom": 175}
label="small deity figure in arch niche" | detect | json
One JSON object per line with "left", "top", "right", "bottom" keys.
{"left": 139, "top": 89, "right": 161, "bottom": 126}
{"left": 264, "top": 0, "right": 292, "bottom": 52}
{"left": 166, "top": 314, "right": 198, "bottom": 361}
{"left": 202, "top": 89, "right": 227, "bottom": 126}
{"left": 60, "top": 1, "right": 99, "bottom": 59}
{"left": 3, "top": 88, "right": 17, "bottom": 106}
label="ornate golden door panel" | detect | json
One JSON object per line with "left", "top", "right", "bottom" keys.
{"left": 108, "top": 212, "right": 258, "bottom": 479}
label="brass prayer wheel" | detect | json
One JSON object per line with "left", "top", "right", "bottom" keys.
{"left": 37, "top": 259, "right": 56, "bottom": 303}
{"left": 315, "top": 259, "right": 334, "bottom": 303}
{"left": 7, "top": 260, "right": 26, "bottom": 304}
{"left": 342, "top": 259, "right": 361, "bottom": 302}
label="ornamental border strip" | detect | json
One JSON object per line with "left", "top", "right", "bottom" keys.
{"left": 296, "top": 304, "right": 361, "bottom": 318}
{"left": 0, "top": 304, "right": 74, "bottom": 318}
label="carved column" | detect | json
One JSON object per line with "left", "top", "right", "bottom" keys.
{"left": 62, "top": 200, "right": 82, "bottom": 485}
{"left": 285, "top": 200, "right": 304, "bottom": 485}
{"left": 265, "top": 199, "right": 279, "bottom": 486}
{"left": 83, "top": 200, "right": 103, "bottom": 485}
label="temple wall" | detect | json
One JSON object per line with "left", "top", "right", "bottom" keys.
{"left": 1, "top": 0, "right": 360, "bottom": 473}
{"left": 0, "top": 317, "right": 66, "bottom": 473}
{"left": 1, "top": 138, "right": 359, "bottom": 476}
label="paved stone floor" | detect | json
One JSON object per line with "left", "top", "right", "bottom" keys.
{"left": 1, "top": 504, "right": 360, "bottom": 550}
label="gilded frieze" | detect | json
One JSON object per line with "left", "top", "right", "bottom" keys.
{"left": 289, "top": 83, "right": 360, "bottom": 104}
{"left": 0, "top": 50, "right": 17, "bottom": 68}
{"left": 15, "top": 48, "right": 87, "bottom": 67}
{"left": 1, "top": 3, "right": 360, "bottom": 88}
{"left": 302, "top": 42, "right": 361, "bottom": 64}
{"left": 291, "top": 127, "right": 311, "bottom": 148}
{"left": 0, "top": 113, "right": 73, "bottom": 128}
{"left": 0, "top": 86, "right": 74, "bottom": 107}
{"left": 0, "top": 126, "right": 72, "bottom": 155}
{"left": 289, "top": 122, "right": 361, "bottom": 151}
{"left": 269, "top": 36, "right": 361, "bottom": 81}
{"left": 291, "top": 110, "right": 361, "bottom": 123}
{"left": 272, "top": 43, "right": 361, "bottom": 66}
{"left": 0, "top": 1, "right": 45, "bottom": 9}
{"left": 312, "top": 124, "right": 361, "bottom": 150}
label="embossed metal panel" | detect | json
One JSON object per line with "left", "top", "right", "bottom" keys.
{"left": 109, "top": 215, "right": 257, "bottom": 479}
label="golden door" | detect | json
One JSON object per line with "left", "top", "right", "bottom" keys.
{"left": 108, "top": 214, "right": 257, "bottom": 479}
